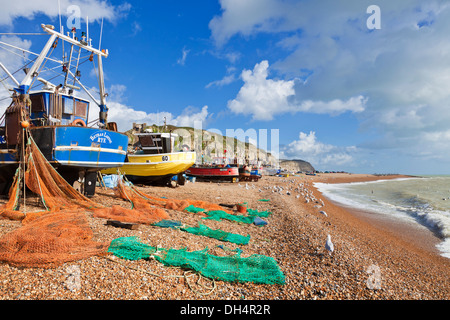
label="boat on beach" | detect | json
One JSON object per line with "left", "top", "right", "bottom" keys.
{"left": 0, "top": 23, "right": 128, "bottom": 196}
{"left": 238, "top": 165, "right": 262, "bottom": 182}
{"left": 185, "top": 165, "right": 240, "bottom": 182}
{"left": 101, "top": 131, "right": 196, "bottom": 186}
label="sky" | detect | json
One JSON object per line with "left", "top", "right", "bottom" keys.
{"left": 0, "top": 0, "right": 450, "bottom": 175}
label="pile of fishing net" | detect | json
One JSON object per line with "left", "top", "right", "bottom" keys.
{"left": 112, "top": 178, "right": 231, "bottom": 214}
{"left": 92, "top": 179, "right": 169, "bottom": 225}
{"left": 0, "top": 135, "right": 168, "bottom": 267}
{"left": 0, "top": 211, "right": 108, "bottom": 268}
{"left": 108, "top": 236, "right": 285, "bottom": 285}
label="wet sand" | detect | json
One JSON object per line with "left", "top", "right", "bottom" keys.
{"left": 309, "top": 173, "right": 443, "bottom": 257}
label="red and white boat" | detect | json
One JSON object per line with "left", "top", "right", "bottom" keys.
{"left": 185, "top": 165, "right": 239, "bottom": 182}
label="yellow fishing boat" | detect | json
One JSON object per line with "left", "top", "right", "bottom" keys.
{"left": 102, "top": 132, "right": 195, "bottom": 185}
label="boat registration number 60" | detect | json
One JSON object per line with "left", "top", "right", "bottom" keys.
{"left": 162, "top": 155, "right": 170, "bottom": 161}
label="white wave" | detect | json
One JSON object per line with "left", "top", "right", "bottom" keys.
{"left": 315, "top": 179, "right": 450, "bottom": 259}
{"left": 436, "top": 238, "right": 450, "bottom": 259}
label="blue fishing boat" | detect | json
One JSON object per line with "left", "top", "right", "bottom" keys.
{"left": 0, "top": 24, "right": 128, "bottom": 196}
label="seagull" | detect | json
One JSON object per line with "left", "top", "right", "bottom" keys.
{"left": 325, "top": 234, "right": 334, "bottom": 255}
{"left": 319, "top": 210, "right": 328, "bottom": 217}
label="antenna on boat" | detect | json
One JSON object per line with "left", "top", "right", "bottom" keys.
{"left": 86, "top": 16, "right": 90, "bottom": 46}
{"left": 98, "top": 18, "right": 104, "bottom": 50}
{"left": 58, "top": 0, "right": 66, "bottom": 63}
{"left": 58, "top": 0, "right": 62, "bottom": 33}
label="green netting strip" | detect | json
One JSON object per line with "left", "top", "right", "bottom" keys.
{"left": 181, "top": 223, "right": 250, "bottom": 245}
{"left": 107, "top": 236, "right": 157, "bottom": 260}
{"left": 184, "top": 205, "right": 206, "bottom": 213}
{"left": 247, "top": 208, "right": 272, "bottom": 218}
{"left": 203, "top": 210, "right": 255, "bottom": 224}
{"left": 107, "top": 237, "right": 285, "bottom": 285}
{"left": 152, "top": 220, "right": 183, "bottom": 228}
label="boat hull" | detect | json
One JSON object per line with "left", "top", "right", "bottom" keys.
{"left": 101, "top": 151, "right": 196, "bottom": 185}
{"left": 0, "top": 125, "right": 128, "bottom": 195}
{"left": 185, "top": 166, "right": 240, "bottom": 182}
{"left": 47, "top": 126, "right": 128, "bottom": 169}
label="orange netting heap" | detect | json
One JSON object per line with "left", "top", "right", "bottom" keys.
{"left": 0, "top": 211, "right": 108, "bottom": 268}
{"left": 0, "top": 167, "right": 23, "bottom": 221}
{"left": 0, "top": 135, "right": 168, "bottom": 268}
{"left": 116, "top": 180, "right": 232, "bottom": 214}
{"left": 23, "top": 137, "right": 102, "bottom": 222}
{"left": 92, "top": 179, "right": 169, "bottom": 225}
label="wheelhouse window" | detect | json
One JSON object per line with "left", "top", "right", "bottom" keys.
{"left": 74, "top": 100, "right": 87, "bottom": 117}
{"left": 62, "top": 97, "right": 74, "bottom": 115}
{"left": 30, "top": 95, "right": 45, "bottom": 112}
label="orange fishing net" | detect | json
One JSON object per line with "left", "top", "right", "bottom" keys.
{"left": 0, "top": 211, "right": 108, "bottom": 268}
{"left": 0, "top": 129, "right": 228, "bottom": 268}
{"left": 116, "top": 180, "right": 231, "bottom": 214}
{"left": 0, "top": 134, "right": 168, "bottom": 267}
{"left": 23, "top": 136, "right": 101, "bottom": 222}
{"left": 0, "top": 168, "right": 23, "bottom": 221}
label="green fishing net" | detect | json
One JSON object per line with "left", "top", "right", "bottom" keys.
{"left": 203, "top": 210, "right": 255, "bottom": 224}
{"left": 202, "top": 208, "right": 272, "bottom": 224}
{"left": 184, "top": 205, "right": 206, "bottom": 213}
{"left": 181, "top": 223, "right": 250, "bottom": 245}
{"left": 152, "top": 220, "right": 183, "bottom": 228}
{"left": 247, "top": 208, "right": 272, "bottom": 218}
{"left": 107, "top": 237, "right": 285, "bottom": 285}
{"left": 108, "top": 237, "right": 157, "bottom": 260}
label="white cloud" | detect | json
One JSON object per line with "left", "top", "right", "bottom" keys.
{"left": 281, "top": 131, "right": 356, "bottom": 168}
{"left": 227, "top": 60, "right": 366, "bottom": 121}
{"left": 83, "top": 85, "right": 211, "bottom": 132}
{"left": 177, "top": 47, "right": 190, "bottom": 66}
{"left": 212, "top": 0, "right": 450, "bottom": 168}
{"left": 205, "top": 73, "right": 236, "bottom": 88}
{"left": 0, "top": 0, "right": 130, "bottom": 26}
{"left": 227, "top": 60, "right": 294, "bottom": 120}
{"left": 90, "top": 100, "right": 210, "bottom": 132}
{"left": 209, "top": 0, "right": 294, "bottom": 47}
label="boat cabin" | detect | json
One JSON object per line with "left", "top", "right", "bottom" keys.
{"left": 29, "top": 90, "right": 89, "bottom": 127}
{"left": 135, "top": 132, "right": 177, "bottom": 155}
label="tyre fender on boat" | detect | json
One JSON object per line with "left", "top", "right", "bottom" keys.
{"left": 71, "top": 119, "right": 87, "bottom": 127}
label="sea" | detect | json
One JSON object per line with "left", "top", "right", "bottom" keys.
{"left": 314, "top": 175, "right": 450, "bottom": 259}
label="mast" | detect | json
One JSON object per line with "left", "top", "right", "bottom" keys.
{"left": 40, "top": 24, "right": 109, "bottom": 125}
{"left": 2, "top": 24, "right": 110, "bottom": 125}
{"left": 97, "top": 54, "right": 108, "bottom": 125}
{"left": 18, "top": 31, "right": 57, "bottom": 94}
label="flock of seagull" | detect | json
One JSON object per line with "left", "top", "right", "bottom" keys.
{"left": 239, "top": 179, "right": 335, "bottom": 256}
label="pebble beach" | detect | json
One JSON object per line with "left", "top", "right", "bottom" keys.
{"left": 0, "top": 172, "right": 448, "bottom": 302}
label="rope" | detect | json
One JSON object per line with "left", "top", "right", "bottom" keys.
{"left": 100, "top": 255, "right": 217, "bottom": 296}
{"left": 28, "top": 151, "right": 49, "bottom": 212}
{"left": 183, "top": 270, "right": 217, "bottom": 296}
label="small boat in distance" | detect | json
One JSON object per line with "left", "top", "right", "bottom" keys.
{"left": 0, "top": 23, "right": 128, "bottom": 196}
{"left": 238, "top": 165, "right": 262, "bottom": 182}
{"left": 102, "top": 131, "right": 196, "bottom": 186}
